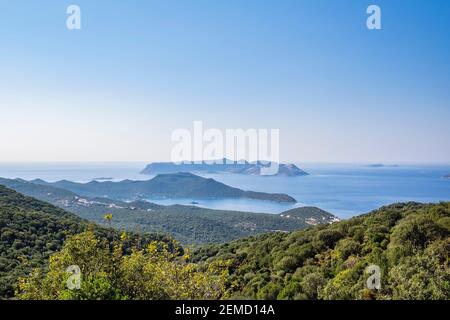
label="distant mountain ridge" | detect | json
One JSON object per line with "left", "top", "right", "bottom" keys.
{"left": 28, "top": 172, "right": 297, "bottom": 203}
{"left": 0, "top": 177, "right": 338, "bottom": 244}
{"left": 141, "top": 159, "right": 309, "bottom": 177}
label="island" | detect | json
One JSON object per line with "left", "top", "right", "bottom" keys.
{"left": 141, "top": 159, "right": 308, "bottom": 177}
{"left": 26, "top": 172, "right": 297, "bottom": 203}
{"left": 365, "top": 163, "right": 399, "bottom": 168}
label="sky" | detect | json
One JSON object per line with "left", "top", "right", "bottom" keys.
{"left": 0, "top": 0, "right": 449, "bottom": 163}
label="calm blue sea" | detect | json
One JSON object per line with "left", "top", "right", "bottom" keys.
{"left": 0, "top": 163, "right": 449, "bottom": 219}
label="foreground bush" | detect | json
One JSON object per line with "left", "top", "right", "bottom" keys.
{"left": 17, "top": 231, "right": 228, "bottom": 300}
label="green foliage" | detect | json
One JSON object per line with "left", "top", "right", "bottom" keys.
{"left": 0, "top": 186, "right": 175, "bottom": 299}
{"left": 299, "top": 272, "right": 326, "bottom": 299}
{"left": 1, "top": 182, "right": 449, "bottom": 301}
{"left": 194, "top": 202, "right": 450, "bottom": 300}
{"left": 388, "top": 238, "right": 450, "bottom": 299}
{"left": 73, "top": 204, "right": 322, "bottom": 244}
{"left": 16, "top": 231, "right": 227, "bottom": 300}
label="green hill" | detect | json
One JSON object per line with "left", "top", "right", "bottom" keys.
{"left": 0, "top": 177, "right": 335, "bottom": 244}
{"left": 0, "top": 177, "right": 78, "bottom": 203}
{"left": 280, "top": 206, "right": 340, "bottom": 225}
{"left": 1, "top": 184, "right": 448, "bottom": 300}
{"left": 30, "top": 172, "right": 297, "bottom": 203}
{"left": 71, "top": 203, "right": 336, "bottom": 244}
{"left": 193, "top": 202, "right": 450, "bottom": 300}
{"left": 0, "top": 185, "right": 174, "bottom": 299}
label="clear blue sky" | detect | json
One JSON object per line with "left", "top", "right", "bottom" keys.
{"left": 0, "top": 0, "right": 449, "bottom": 163}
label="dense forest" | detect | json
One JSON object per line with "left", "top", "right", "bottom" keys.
{"left": 194, "top": 202, "right": 450, "bottom": 299}
{"left": 71, "top": 204, "right": 336, "bottom": 244}
{"left": 0, "top": 185, "right": 176, "bottom": 299}
{"left": 1, "top": 184, "right": 449, "bottom": 300}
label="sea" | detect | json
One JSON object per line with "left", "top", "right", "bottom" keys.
{"left": 0, "top": 162, "right": 449, "bottom": 219}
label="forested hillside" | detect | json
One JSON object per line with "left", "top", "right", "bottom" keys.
{"left": 0, "top": 177, "right": 336, "bottom": 244}
{"left": 193, "top": 202, "right": 450, "bottom": 299}
{"left": 72, "top": 204, "right": 337, "bottom": 244}
{"left": 0, "top": 186, "right": 174, "bottom": 299}
{"left": 2, "top": 185, "right": 449, "bottom": 300}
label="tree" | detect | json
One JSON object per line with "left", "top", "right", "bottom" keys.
{"left": 16, "top": 231, "right": 227, "bottom": 300}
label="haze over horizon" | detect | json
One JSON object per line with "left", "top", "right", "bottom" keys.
{"left": 1, "top": 0, "right": 449, "bottom": 164}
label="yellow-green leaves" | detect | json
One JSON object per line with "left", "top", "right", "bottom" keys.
{"left": 16, "top": 230, "right": 227, "bottom": 300}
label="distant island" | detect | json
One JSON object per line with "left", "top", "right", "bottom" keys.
{"left": 444, "top": 174, "right": 450, "bottom": 179}
{"left": 141, "top": 159, "right": 308, "bottom": 177}
{"left": 365, "top": 163, "right": 399, "bottom": 168}
{"left": 26, "top": 172, "right": 297, "bottom": 203}
{"left": 93, "top": 177, "right": 114, "bottom": 181}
